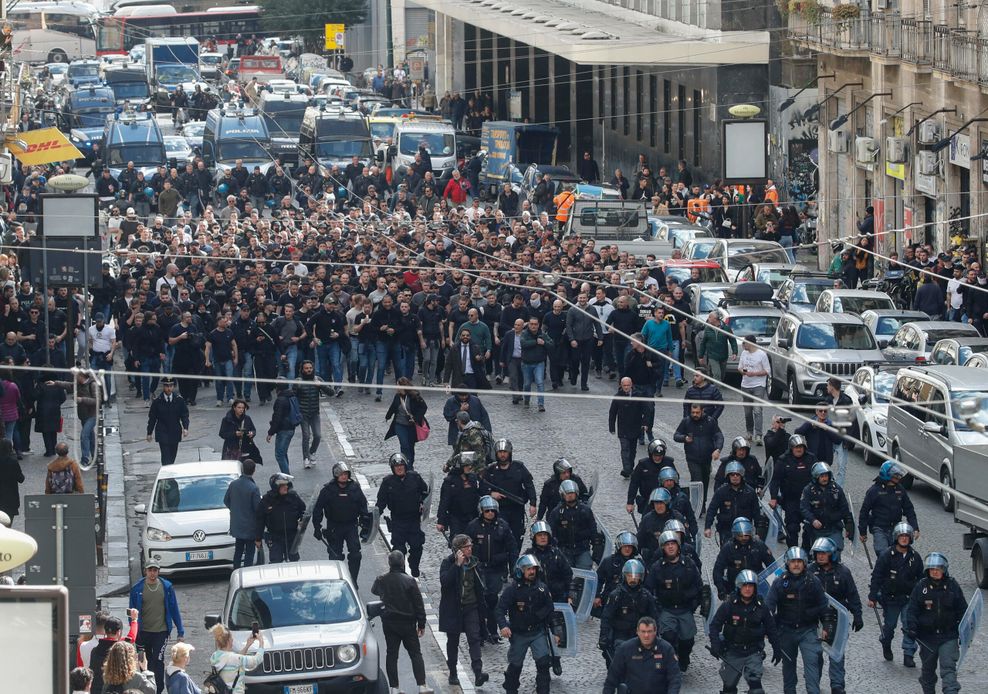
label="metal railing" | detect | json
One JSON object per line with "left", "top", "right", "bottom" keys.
{"left": 901, "top": 19, "right": 932, "bottom": 64}
{"left": 951, "top": 30, "right": 978, "bottom": 82}
{"left": 980, "top": 37, "right": 988, "bottom": 86}
{"left": 933, "top": 24, "right": 950, "bottom": 70}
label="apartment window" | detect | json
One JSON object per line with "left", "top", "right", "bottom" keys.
{"left": 678, "top": 84, "right": 686, "bottom": 159}
{"left": 636, "top": 71, "right": 644, "bottom": 141}
{"left": 693, "top": 89, "right": 702, "bottom": 166}
{"left": 623, "top": 68, "right": 631, "bottom": 136}
{"left": 610, "top": 67, "right": 617, "bottom": 130}
{"left": 663, "top": 79, "right": 671, "bottom": 152}
{"left": 649, "top": 74, "right": 658, "bottom": 147}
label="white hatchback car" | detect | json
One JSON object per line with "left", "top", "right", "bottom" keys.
{"left": 136, "top": 461, "right": 241, "bottom": 575}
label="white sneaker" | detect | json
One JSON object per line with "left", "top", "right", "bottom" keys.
{"left": 304, "top": 458, "right": 312, "bottom": 469}
{"left": 216, "top": 400, "right": 224, "bottom": 407}
{"left": 419, "top": 686, "right": 434, "bottom": 694}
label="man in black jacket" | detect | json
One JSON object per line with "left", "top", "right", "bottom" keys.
{"left": 257, "top": 473, "right": 305, "bottom": 562}
{"left": 673, "top": 403, "right": 724, "bottom": 512}
{"left": 609, "top": 377, "right": 646, "bottom": 478}
{"left": 145, "top": 377, "right": 189, "bottom": 466}
{"left": 313, "top": 461, "right": 368, "bottom": 582}
{"left": 496, "top": 554, "right": 556, "bottom": 694}
{"left": 376, "top": 453, "right": 428, "bottom": 577}
{"left": 371, "top": 550, "right": 433, "bottom": 694}
{"left": 438, "top": 534, "right": 490, "bottom": 687}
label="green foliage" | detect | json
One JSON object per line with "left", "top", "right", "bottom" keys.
{"left": 259, "top": 0, "right": 368, "bottom": 51}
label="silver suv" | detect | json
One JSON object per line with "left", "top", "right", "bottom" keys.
{"left": 768, "top": 312, "right": 884, "bottom": 404}
{"left": 204, "top": 560, "right": 385, "bottom": 693}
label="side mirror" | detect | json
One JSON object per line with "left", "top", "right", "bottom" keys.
{"left": 374, "top": 150, "right": 384, "bottom": 162}
{"left": 776, "top": 338, "right": 789, "bottom": 349}
{"left": 204, "top": 612, "right": 222, "bottom": 630}
{"left": 387, "top": 145, "right": 397, "bottom": 158}
{"left": 134, "top": 503, "right": 147, "bottom": 515}
{"left": 878, "top": 339, "right": 889, "bottom": 349}
{"left": 365, "top": 600, "right": 386, "bottom": 620}
{"left": 922, "top": 421, "right": 944, "bottom": 435}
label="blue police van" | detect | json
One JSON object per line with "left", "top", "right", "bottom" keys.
{"left": 103, "top": 108, "right": 166, "bottom": 179}
{"left": 202, "top": 104, "right": 274, "bottom": 196}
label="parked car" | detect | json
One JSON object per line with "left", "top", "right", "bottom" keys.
{"left": 707, "top": 239, "right": 790, "bottom": 281}
{"left": 860, "top": 309, "right": 932, "bottom": 348}
{"left": 844, "top": 365, "right": 900, "bottom": 465}
{"left": 661, "top": 259, "right": 729, "bottom": 287}
{"left": 681, "top": 237, "right": 717, "bottom": 260}
{"left": 180, "top": 120, "right": 206, "bottom": 152}
{"left": 882, "top": 321, "right": 980, "bottom": 365}
{"left": 735, "top": 262, "right": 798, "bottom": 290}
{"left": 649, "top": 217, "right": 711, "bottom": 251}
{"left": 815, "top": 288, "right": 896, "bottom": 316}
{"left": 928, "top": 336, "right": 988, "bottom": 366}
{"left": 776, "top": 270, "right": 835, "bottom": 313}
{"left": 163, "top": 135, "right": 194, "bottom": 164}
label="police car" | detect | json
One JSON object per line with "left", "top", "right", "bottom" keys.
{"left": 202, "top": 104, "right": 275, "bottom": 184}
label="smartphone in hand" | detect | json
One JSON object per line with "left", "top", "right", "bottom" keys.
{"left": 251, "top": 621, "right": 260, "bottom": 636}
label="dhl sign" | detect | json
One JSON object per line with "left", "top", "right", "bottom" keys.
{"left": 5, "top": 127, "right": 83, "bottom": 166}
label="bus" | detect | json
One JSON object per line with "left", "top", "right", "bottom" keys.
{"left": 96, "top": 5, "right": 263, "bottom": 57}
{"left": 8, "top": 1, "right": 99, "bottom": 64}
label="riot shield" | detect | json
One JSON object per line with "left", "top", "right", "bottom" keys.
{"left": 757, "top": 556, "right": 785, "bottom": 597}
{"left": 842, "top": 492, "right": 856, "bottom": 559}
{"left": 688, "top": 482, "right": 703, "bottom": 515}
{"left": 959, "top": 588, "right": 984, "bottom": 667}
{"left": 758, "top": 498, "right": 784, "bottom": 555}
{"left": 360, "top": 507, "right": 381, "bottom": 544}
{"left": 820, "top": 594, "right": 851, "bottom": 662}
{"left": 570, "top": 567, "right": 599, "bottom": 622}
{"left": 420, "top": 472, "right": 435, "bottom": 522}
{"left": 761, "top": 458, "right": 774, "bottom": 498}
{"left": 586, "top": 469, "right": 600, "bottom": 507}
{"left": 290, "top": 484, "right": 322, "bottom": 557}
{"left": 551, "top": 602, "right": 579, "bottom": 657}
{"left": 598, "top": 516, "right": 614, "bottom": 565}
{"left": 705, "top": 587, "right": 722, "bottom": 632}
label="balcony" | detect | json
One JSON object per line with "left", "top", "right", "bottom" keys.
{"left": 901, "top": 19, "right": 932, "bottom": 65}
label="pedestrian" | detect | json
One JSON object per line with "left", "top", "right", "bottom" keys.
{"left": 0, "top": 369, "right": 22, "bottom": 453}
{"left": 763, "top": 415, "right": 791, "bottom": 468}
{"left": 808, "top": 538, "right": 864, "bottom": 694}
{"left": 479, "top": 438, "right": 536, "bottom": 553}
{"left": 442, "top": 387, "right": 492, "bottom": 450}
{"left": 44, "top": 441, "right": 84, "bottom": 494}
{"left": 266, "top": 378, "right": 301, "bottom": 474}
{"left": 598, "top": 559, "right": 657, "bottom": 667}
{"left": 208, "top": 622, "right": 265, "bottom": 694}
{"left": 859, "top": 460, "right": 920, "bottom": 555}
{"left": 682, "top": 367, "right": 724, "bottom": 419}
{"left": 164, "top": 642, "right": 201, "bottom": 694}
{"left": 204, "top": 314, "right": 238, "bottom": 407}
{"left": 438, "top": 533, "right": 490, "bottom": 687}
{"left": 565, "top": 292, "right": 603, "bottom": 391}
{"left": 87, "top": 312, "right": 117, "bottom": 403}
{"left": 313, "top": 461, "right": 368, "bottom": 582}
{"left": 697, "top": 310, "right": 738, "bottom": 383}
{"left": 146, "top": 377, "right": 189, "bottom": 466}
{"left": 384, "top": 377, "right": 428, "bottom": 466}
{"left": 496, "top": 554, "right": 556, "bottom": 694}
{"left": 738, "top": 337, "right": 770, "bottom": 444}
{"left": 794, "top": 401, "right": 842, "bottom": 466}
{"left": 602, "top": 616, "right": 681, "bottom": 693}
{"left": 578, "top": 150, "right": 600, "bottom": 183}
{"left": 0, "top": 438, "right": 23, "bottom": 519}
{"left": 548, "top": 479, "right": 597, "bottom": 570}
{"left": 799, "top": 462, "right": 854, "bottom": 560}
{"left": 128, "top": 560, "right": 185, "bottom": 694}
{"left": 640, "top": 304, "right": 673, "bottom": 397}
{"left": 70, "top": 666, "right": 93, "bottom": 694}
{"left": 704, "top": 463, "right": 759, "bottom": 547}
{"left": 34, "top": 377, "right": 66, "bottom": 456}
{"left": 673, "top": 403, "right": 724, "bottom": 511}
{"left": 868, "top": 522, "right": 923, "bottom": 666}
{"left": 371, "top": 550, "right": 433, "bottom": 694}
{"left": 824, "top": 377, "right": 856, "bottom": 486}
{"left": 609, "top": 376, "right": 646, "bottom": 478}
{"left": 712, "top": 518, "right": 775, "bottom": 601}
{"left": 769, "top": 434, "right": 818, "bottom": 547}
{"left": 248, "top": 311, "right": 277, "bottom": 404}
{"left": 257, "top": 473, "right": 304, "bottom": 563}
{"left": 377, "top": 452, "right": 429, "bottom": 577}
{"left": 536, "top": 458, "right": 589, "bottom": 520}
{"left": 644, "top": 531, "right": 702, "bottom": 670}
{"left": 905, "top": 553, "right": 967, "bottom": 694}
{"left": 467, "top": 495, "right": 516, "bottom": 644}
{"left": 443, "top": 328, "right": 490, "bottom": 390}
{"left": 86, "top": 611, "right": 139, "bottom": 693}
{"left": 218, "top": 399, "right": 258, "bottom": 462}
{"left": 100, "top": 641, "right": 156, "bottom": 694}
{"left": 223, "top": 458, "right": 261, "bottom": 569}
{"left": 658, "top": 469, "right": 699, "bottom": 541}
{"left": 167, "top": 311, "right": 202, "bottom": 406}
{"left": 594, "top": 532, "right": 643, "bottom": 616}
{"left": 519, "top": 316, "right": 552, "bottom": 411}
{"left": 437, "top": 452, "right": 482, "bottom": 539}
{"left": 766, "top": 548, "right": 828, "bottom": 693}
{"left": 708, "top": 569, "right": 779, "bottom": 694}
{"left": 295, "top": 360, "right": 325, "bottom": 469}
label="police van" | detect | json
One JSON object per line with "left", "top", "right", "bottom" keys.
{"left": 102, "top": 65, "right": 151, "bottom": 108}
{"left": 202, "top": 104, "right": 274, "bottom": 184}
{"left": 103, "top": 107, "right": 166, "bottom": 178}
{"left": 257, "top": 90, "right": 309, "bottom": 161}
{"left": 298, "top": 105, "right": 373, "bottom": 175}
{"left": 61, "top": 85, "right": 116, "bottom": 160}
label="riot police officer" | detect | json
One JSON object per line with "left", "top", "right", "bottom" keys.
{"left": 712, "top": 517, "right": 775, "bottom": 600}
{"left": 705, "top": 462, "right": 760, "bottom": 547}
{"left": 466, "top": 495, "right": 517, "bottom": 644}
{"left": 537, "top": 458, "right": 589, "bottom": 520}
{"left": 868, "top": 522, "right": 923, "bottom": 666}
{"left": 714, "top": 436, "right": 765, "bottom": 492}
{"left": 599, "top": 559, "right": 657, "bottom": 666}
{"left": 547, "top": 479, "right": 596, "bottom": 570}
{"left": 602, "top": 616, "right": 682, "bottom": 694}
{"left": 769, "top": 434, "right": 818, "bottom": 547}
{"left": 663, "top": 519, "right": 702, "bottom": 573}
{"left": 859, "top": 460, "right": 920, "bottom": 555}
{"left": 808, "top": 538, "right": 863, "bottom": 694}
{"left": 658, "top": 466, "right": 699, "bottom": 541}
{"left": 525, "top": 520, "right": 573, "bottom": 677}
{"left": 376, "top": 452, "right": 428, "bottom": 577}
{"left": 709, "top": 569, "right": 780, "bottom": 694}
{"left": 312, "top": 462, "right": 369, "bottom": 583}
{"left": 595, "top": 531, "right": 643, "bottom": 614}
{"left": 481, "top": 438, "right": 537, "bottom": 553}
{"left": 496, "top": 554, "right": 555, "bottom": 694}
{"left": 436, "top": 452, "right": 482, "bottom": 539}
{"left": 799, "top": 462, "right": 854, "bottom": 560}
{"left": 645, "top": 531, "right": 702, "bottom": 671}
{"left": 905, "top": 553, "right": 967, "bottom": 694}
{"left": 638, "top": 488, "right": 688, "bottom": 563}
{"left": 766, "top": 547, "right": 828, "bottom": 694}
{"left": 257, "top": 473, "right": 305, "bottom": 563}
{"left": 627, "top": 439, "right": 676, "bottom": 515}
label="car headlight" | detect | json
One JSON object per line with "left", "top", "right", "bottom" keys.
{"left": 872, "top": 413, "right": 887, "bottom": 428}
{"left": 146, "top": 527, "right": 172, "bottom": 542}
{"left": 336, "top": 644, "right": 358, "bottom": 664}
{"left": 807, "top": 362, "right": 826, "bottom": 376}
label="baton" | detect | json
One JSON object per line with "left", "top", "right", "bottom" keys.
{"left": 627, "top": 508, "right": 639, "bottom": 532}
{"left": 862, "top": 536, "right": 875, "bottom": 570}
{"left": 705, "top": 645, "right": 747, "bottom": 679}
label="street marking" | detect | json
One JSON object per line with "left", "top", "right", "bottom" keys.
{"left": 326, "top": 406, "right": 356, "bottom": 457}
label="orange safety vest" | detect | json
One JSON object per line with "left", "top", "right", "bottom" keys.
{"left": 554, "top": 190, "right": 575, "bottom": 223}
{"left": 686, "top": 197, "right": 710, "bottom": 223}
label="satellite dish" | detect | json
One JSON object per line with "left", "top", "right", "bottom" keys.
{"left": 47, "top": 174, "right": 90, "bottom": 192}
{"left": 0, "top": 524, "right": 38, "bottom": 573}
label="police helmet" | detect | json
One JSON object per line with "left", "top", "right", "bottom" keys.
{"left": 731, "top": 517, "right": 754, "bottom": 539}
{"left": 615, "top": 531, "right": 638, "bottom": 551}
{"left": 879, "top": 460, "right": 905, "bottom": 482}
{"left": 731, "top": 436, "right": 750, "bottom": 456}
{"left": 453, "top": 451, "right": 478, "bottom": 471}
{"left": 530, "top": 520, "right": 552, "bottom": 540}
{"left": 388, "top": 452, "right": 409, "bottom": 470}
{"left": 648, "top": 439, "right": 667, "bottom": 458}
{"left": 725, "top": 461, "right": 746, "bottom": 479}
{"left": 553, "top": 458, "right": 574, "bottom": 477}
{"left": 649, "top": 488, "right": 672, "bottom": 505}
{"left": 663, "top": 519, "right": 687, "bottom": 536}
{"left": 558, "top": 479, "right": 580, "bottom": 499}
{"left": 811, "top": 462, "right": 832, "bottom": 482}
{"left": 893, "top": 522, "right": 915, "bottom": 543}
{"left": 735, "top": 569, "right": 759, "bottom": 591}
{"left": 514, "top": 553, "right": 541, "bottom": 580}
{"left": 810, "top": 537, "right": 837, "bottom": 558}
{"left": 332, "top": 461, "right": 352, "bottom": 479}
{"left": 924, "top": 552, "right": 948, "bottom": 572}
{"left": 658, "top": 530, "right": 681, "bottom": 547}
{"left": 270, "top": 473, "right": 293, "bottom": 490}
{"left": 494, "top": 438, "right": 512, "bottom": 454}
{"left": 658, "top": 467, "right": 679, "bottom": 484}
{"left": 478, "top": 495, "right": 499, "bottom": 515}
{"left": 622, "top": 559, "right": 645, "bottom": 582}
{"left": 784, "top": 547, "right": 809, "bottom": 566}
{"left": 788, "top": 434, "right": 807, "bottom": 450}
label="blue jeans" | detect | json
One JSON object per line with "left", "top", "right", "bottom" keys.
{"left": 780, "top": 234, "right": 795, "bottom": 263}
{"left": 213, "top": 359, "right": 234, "bottom": 402}
{"left": 669, "top": 341, "right": 683, "bottom": 382}
{"left": 316, "top": 342, "right": 343, "bottom": 387}
{"left": 357, "top": 342, "right": 376, "bottom": 386}
{"left": 274, "top": 429, "right": 294, "bottom": 473}
{"left": 779, "top": 626, "right": 822, "bottom": 694}
{"left": 80, "top": 415, "right": 96, "bottom": 463}
{"left": 374, "top": 342, "right": 400, "bottom": 395}
{"left": 652, "top": 350, "right": 668, "bottom": 395}
{"left": 90, "top": 353, "right": 113, "bottom": 397}
{"left": 280, "top": 344, "right": 298, "bottom": 378}
{"left": 138, "top": 356, "right": 161, "bottom": 401}
{"left": 394, "top": 421, "right": 416, "bottom": 465}
{"left": 521, "top": 361, "right": 545, "bottom": 406}
{"left": 398, "top": 344, "right": 417, "bottom": 381}
{"left": 235, "top": 352, "right": 254, "bottom": 399}
{"left": 164, "top": 345, "right": 175, "bottom": 374}
{"left": 881, "top": 601, "right": 916, "bottom": 655}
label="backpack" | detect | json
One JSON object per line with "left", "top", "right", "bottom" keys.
{"left": 286, "top": 394, "right": 303, "bottom": 427}
{"left": 202, "top": 667, "right": 240, "bottom": 694}
{"left": 48, "top": 466, "right": 75, "bottom": 494}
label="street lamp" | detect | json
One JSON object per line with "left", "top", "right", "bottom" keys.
{"left": 829, "top": 91, "right": 892, "bottom": 131}
{"left": 803, "top": 81, "right": 864, "bottom": 121}
{"left": 930, "top": 117, "right": 988, "bottom": 153}
{"left": 778, "top": 73, "right": 836, "bottom": 113}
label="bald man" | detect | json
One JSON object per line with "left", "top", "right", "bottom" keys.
{"left": 609, "top": 376, "right": 647, "bottom": 478}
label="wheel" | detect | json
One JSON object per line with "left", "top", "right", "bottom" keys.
{"left": 47, "top": 49, "right": 68, "bottom": 63}
{"left": 974, "top": 543, "right": 988, "bottom": 589}
{"left": 939, "top": 466, "right": 955, "bottom": 513}
{"left": 862, "top": 426, "right": 880, "bottom": 466}
{"left": 787, "top": 373, "right": 801, "bottom": 406}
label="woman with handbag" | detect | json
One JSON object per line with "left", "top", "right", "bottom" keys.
{"left": 207, "top": 623, "right": 264, "bottom": 694}
{"left": 219, "top": 399, "right": 257, "bottom": 461}
{"left": 384, "top": 377, "right": 428, "bottom": 468}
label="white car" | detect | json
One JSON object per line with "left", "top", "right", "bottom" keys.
{"left": 163, "top": 135, "right": 194, "bottom": 164}
{"left": 135, "top": 461, "right": 240, "bottom": 575}
{"left": 265, "top": 78, "right": 301, "bottom": 94}
{"left": 844, "top": 366, "right": 899, "bottom": 466}
{"left": 180, "top": 121, "right": 205, "bottom": 152}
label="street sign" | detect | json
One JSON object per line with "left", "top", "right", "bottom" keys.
{"left": 324, "top": 23, "right": 346, "bottom": 50}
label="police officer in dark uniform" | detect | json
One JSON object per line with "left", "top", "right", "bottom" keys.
{"left": 537, "top": 458, "right": 589, "bottom": 520}
{"left": 713, "top": 517, "right": 774, "bottom": 600}
{"left": 638, "top": 488, "right": 688, "bottom": 564}
{"left": 714, "top": 436, "right": 765, "bottom": 492}
{"left": 146, "top": 376, "right": 189, "bottom": 466}
{"left": 480, "top": 438, "right": 537, "bottom": 555}
{"left": 257, "top": 473, "right": 305, "bottom": 563}
{"left": 799, "top": 462, "right": 854, "bottom": 560}
{"left": 858, "top": 460, "right": 920, "bottom": 556}
{"left": 547, "top": 479, "right": 596, "bottom": 570}
{"left": 809, "top": 538, "right": 863, "bottom": 694}
{"left": 627, "top": 439, "right": 676, "bottom": 515}
{"left": 376, "top": 452, "right": 429, "bottom": 577}
{"left": 709, "top": 569, "right": 780, "bottom": 694}
{"left": 526, "top": 520, "right": 573, "bottom": 677}
{"left": 436, "top": 452, "right": 482, "bottom": 540}
{"left": 466, "top": 495, "right": 517, "bottom": 644}
{"left": 658, "top": 467, "right": 698, "bottom": 541}
{"left": 766, "top": 547, "right": 828, "bottom": 694}
{"left": 905, "top": 553, "right": 967, "bottom": 694}
{"left": 496, "top": 554, "right": 555, "bottom": 694}
{"left": 769, "top": 434, "right": 818, "bottom": 548}
{"left": 602, "top": 616, "right": 682, "bottom": 694}
{"left": 663, "top": 519, "right": 702, "bottom": 573}
{"left": 313, "top": 461, "right": 369, "bottom": 583}
{"left": 869, "top": 522, "right": 923, "bottom": 666}
{"left": 645, "top": 531, "right": 702, "bottom": 670}
{"left": 705, "top": 462, "right": 760, "bottom": 547}
{"left": 595, "top": 531, "right": 642, "bottom": 615}
{"left": 599, "top": 559, "right": 657, "bottom": 666}
{"left": 763, "top": 415, "right": 791, "bottom": 467}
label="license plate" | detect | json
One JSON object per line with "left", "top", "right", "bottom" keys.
{"left": 284, "top": 686, "right": 314, "bottom": 694}
{"left": 185, "top": 551, "right": 213, "bottom": 561}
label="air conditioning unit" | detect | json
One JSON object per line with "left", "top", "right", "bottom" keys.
{"left": 828, "top": 129, "right": 849, "bottom": 154}
{"left": 917, "top": 150, "right": 938, "bottom": 176}
{"left": 856, "top": 137, "right": 880, "bottom": 164}
{"left": 917, "top": 121, "right": 941, "bottom": 145}
{"left": 886, "top": 136, "right": 908, "bottom": 163}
